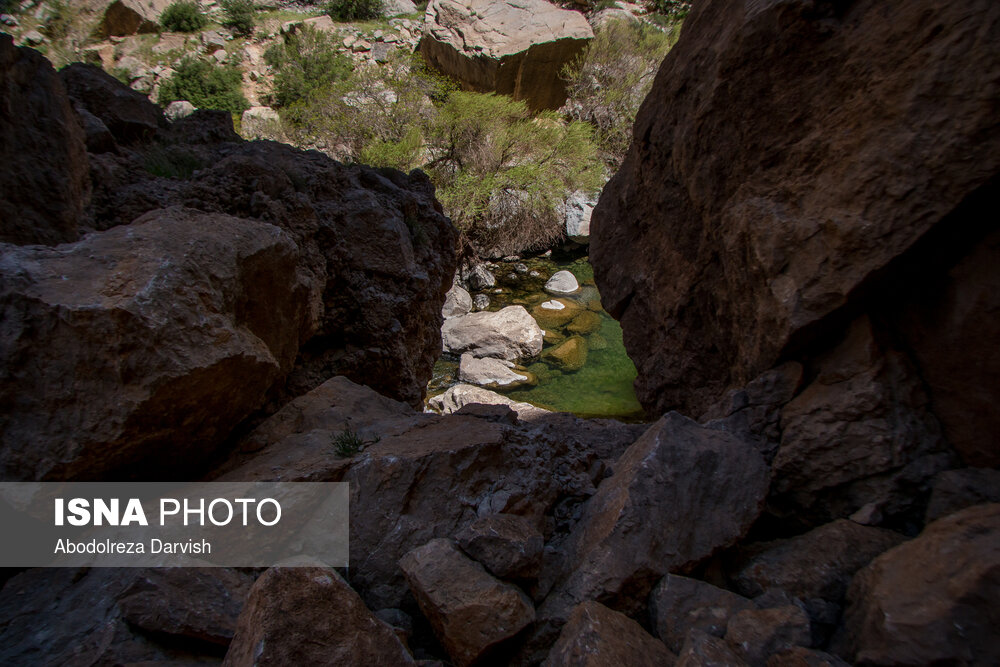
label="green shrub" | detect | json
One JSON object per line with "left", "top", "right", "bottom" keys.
{"left": 562, "top": 18, "right": 679, "bottom": 167}
{"left": 160, "top": 1, "right": 208, "bottom": 32}
{"left": 41, "top": 0, "right": 75, "bottom": 40}
{"left": 143, "top": 144, "right": 205, "bottom": 179}
{"left": 282, "top": 52, "right": 447, "bottom": 169}
{"left": 326, "top": 0, "right": 383, "bottom": 21}
{"left": 426, "top": 92, "right": 603, "bottom": 255}
{"left": 221, "top": 0, "right": 256, "bottom": 37}
{"left": 264, "top": 26, "right": 353, "bottom": 108}
{"left": 158, "top": 57, "right": 249, "bottom": 114}
{"left": 282, "top": 56, "right": 601, "bottom": 256}
{"left": 647, "top": 0, "right": 691, "bottom": 19}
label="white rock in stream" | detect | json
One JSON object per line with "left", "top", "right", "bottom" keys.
{"left": 540, "top": 300, "right": 566, "bottom": 310}
{"left": 562, "top": 191, "right": 596, "bottom": 240}
{"left": 442, "top": 284, "right": 473, "bottom": 319}
{"left": 544, "top": 270, "right": 580, "bottom": 294}
{"left": 441, "top": 306, "right": 544, "bottom": 361}
{"left": 428, "top": 384, "right": 548, "bottom": 418}
{"left": 459, "top": 353, "right": 531, "bottom": 387}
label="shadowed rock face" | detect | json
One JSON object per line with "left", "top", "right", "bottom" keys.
{"left": 419, "top": 0, "right": 593, "bottom": 111}
{"left": 0, "top": 567, "right": 253, "bottom": 665}
{"left": 0, "top": 208, "right": 308, "bottom": 481}
{"left": 837, "top": 503, "right": 1000, "bottom": 665}
{"left": 0, "top": 43, "right": 457, "bottom": 480}
{"left": 223, "top": 567, "right": 415, "bottom": 667}
{"left": 591, "top": 0, "right": 1000, "bottom": 445}
{"left": 0, "top": 35, "right": 90, "bottom": 245}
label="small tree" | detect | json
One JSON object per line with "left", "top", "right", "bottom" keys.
{"left": 562, "top": 19, "right": 678, "bottom": 167}
{"left": 326, "top": 0, "right": 383, "bottom": 22}
{"left": 221, "top": 0, "right": 256, "bottom": 37}
{"left": 426, "top": 92, "right": 604, "bottom": 256}
{"left": 160, "top": 1, "right": 208, "bottom": 32}
{"left": 158, "top": 57, "right": 249, "bottom": 114}
{"left": 264, "top": 26, "right": 353, "bottom": 108}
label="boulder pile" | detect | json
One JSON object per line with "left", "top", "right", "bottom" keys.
{"left": 1, "top": 0, "right": 999, "bottom": 663}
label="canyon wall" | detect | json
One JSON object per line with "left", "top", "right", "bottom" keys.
{"left": 591, "top": 0, "right": 1000, "bottom": 471}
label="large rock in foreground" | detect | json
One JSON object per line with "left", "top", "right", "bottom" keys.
{"left": 836, "top": 503, "right": 1000, "bottom": 665}
{"left": 214, "top": 375, "right": 642, "bottom": 611}
{"left": 224, "top": 566, "right": 414, "bottom": 666}
{"left": 0, "top": 35, "right": 89, "bottom": 245}
{"left": 0, "top": 207, "right": 308, "bottom": 480}
{"left": 545, "top": 600, "right": 676, "bottom": 667}
{"left": 419, "top": 0, "right": 593, "bottom": 111}
{"left": 399, "top": 538, "right": 535, "bottom": 666}
{"left": 540, "top": 412, "right": 769, "bottom": 622}
{"left": 591, "top": 0, "right": 1000, "bottom": 419}
{"left": 0, "top": 567, "right": 252, "bottom": 665}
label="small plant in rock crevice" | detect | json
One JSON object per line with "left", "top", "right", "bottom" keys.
{"left": 331, "top": 426, "right": 380, "bottom": 457}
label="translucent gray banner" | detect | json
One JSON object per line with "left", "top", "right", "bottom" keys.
{"left": 0, "top": 482, "right": 348, "bottom": 567}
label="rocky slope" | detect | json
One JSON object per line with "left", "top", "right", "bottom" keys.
{"left": 0, "top": 33, "right": 456, "bottom": 479}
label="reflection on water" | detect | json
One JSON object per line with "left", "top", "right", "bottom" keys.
{"left": 429, "top": 254, "right": 646, "bottom": 421}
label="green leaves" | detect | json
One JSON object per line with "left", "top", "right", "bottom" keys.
{"left": 562, "top": 18, "right": 680, "bottom": 167}
{"left": 157, "top": 57, "right": 249, "bottom": 115}
{"left": 279, "top": 58, "right": 602, "bottom": 256}
{"left": 160, "top": 1, "right": 207, "bottom": 33}
{"left": 221, "top": 0, "right": 256, "bottom": 38}
{"left": 326, "top": 0, "right": 384, "bottom": 22}
{"left": 264, "top": 26, "right": 353, "bottom": 108}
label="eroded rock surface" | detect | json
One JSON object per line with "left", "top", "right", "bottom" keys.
{"left": 591, "top": 0, "right": 1000, "bottom": 425}
{"left": 399, "top": 538, "right": 534, "bottom": 666}
{"left": 0, "top": 567, "right": 252, "bottom": 665}
{"left": 0, "top": 35, "right": 89, "bottom": 245}
{"left": 0, "top": 208, "right": 308, "bottom": 480}
{"left": 223, "top": 566, "right": 414, "bottom": 666}
{"left": 541, "top": 413, "right": 769, "bottom": 623}
{"left": 545, "top": 600, "right": 676, "bottom": 667}
{"left": 420, "top": 0, "right": 593, "bottom": 111}
{"left": 456, "top": 513, "right": 544, "bottom": 580}
{"left": 650, "top": 575, "right": 755, "bottom": 653}
{"left": 837, "top": 503, "right": 1000, "bottom": 665}
{"left": 731, "top": 520, "right": 905, "bottom": 610}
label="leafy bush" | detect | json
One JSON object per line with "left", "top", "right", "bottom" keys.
{"left": 647, "top": 0, "right": 691, "bottom": 19}
{"left": 264, "top": 26, "right": 353, "bottom": 108}
{"left": 220, "top": 0, "right": 256, "bottom": 37}
{"left": 283, "top": 53, "right": 448, "bottom": 167}
{"left": 562, "top": 18, "right": 679, "bottom": 167}
{"left": 425, "top": 92, "right": 603, "bottom": 255}
{"left": 158, "top": 57, "right": 249, "bottom": 114}
{"left": 326, "top": 0, "right": 383, "bottom": 22}
{"left": 283, "top": 56, "right": 601, "bottom": 256}
{"left": 143, "top": 144, "right": 205, "bottom": 179}
{"left": 160, "top": 1, "right": 207, "bottom": 32}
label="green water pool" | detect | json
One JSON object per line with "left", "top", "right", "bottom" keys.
{"left": 429, "top": 254, "right": 646, "bottom": 421}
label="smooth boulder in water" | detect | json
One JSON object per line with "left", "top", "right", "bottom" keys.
{"left": 545, "top": 270, "right": 580, "bottom": 294}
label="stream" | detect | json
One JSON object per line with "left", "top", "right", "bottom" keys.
{"left": 428, "top": 251, "right": 646, "bottom": 421}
